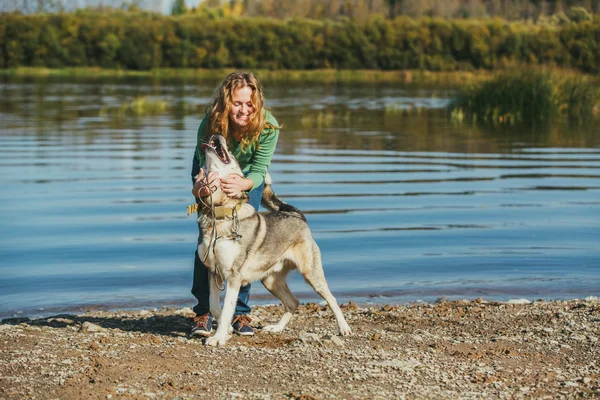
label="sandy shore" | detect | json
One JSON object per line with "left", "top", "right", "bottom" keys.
{"left": 1, "top": 298, "right": 598, "bottom": 399}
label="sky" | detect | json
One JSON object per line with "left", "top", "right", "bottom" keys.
{"left": 0, "top": 0, "right": 203, "bottom": 14}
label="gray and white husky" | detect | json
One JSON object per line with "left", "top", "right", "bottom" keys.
{"left": 197, "top": 134, "right": 352, "bottom": 347}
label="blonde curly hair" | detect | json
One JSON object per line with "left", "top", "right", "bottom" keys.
{"left": 206, "top": 71, "right": 275, "bottom": 151}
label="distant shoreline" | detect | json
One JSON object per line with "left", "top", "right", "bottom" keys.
{"left": 0, "top": 66, "right": 493, "bottom": 86}
{"left": 2, "top": 66, "right": 594, "bottom": 86}
{"left": 2, "top": 67, "right": 597, "bottom": 92}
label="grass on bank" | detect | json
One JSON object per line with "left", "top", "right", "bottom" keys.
{"left": 450, "top": 70, "right": 600, "bottom": 126}
{"left": 3, "top": 65, "right": 597, "bottom": 87}
{"left": 0, "top": 66, "right": 495, "bottom": 86}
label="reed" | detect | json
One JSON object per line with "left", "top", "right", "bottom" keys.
{"left": 560, "top": 77, "right": 600, "bottom": 124}
{"left": 451, "top": 70, "right": 600, "bottom": 126}
{"left": 99, "top": 96, "right": 168, "bottom": 117}
{"left": 300, "top": 110, "right": 336, "bottom": 129}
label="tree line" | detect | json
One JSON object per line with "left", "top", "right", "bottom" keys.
{"left": 183, "top": 0, "right": 600, "bottom": 21}
{"left": 0, "top": 9, "right": 598, "bottom": 73}
{"left": 4, "top": 0, "right": 600, "bottom": 21}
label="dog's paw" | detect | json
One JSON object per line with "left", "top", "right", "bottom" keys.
{"left": 205, "top": 334, "right": 229, "bottom": 347}
{"left": 262, "top": 324, "right": 285, "bottom": 333}
{"left": 338, "top": 322, "right": 352, "bottom": 336}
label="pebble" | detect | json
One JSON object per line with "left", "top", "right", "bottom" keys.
{"left": 330, "top": 336, "right": 344, "bottom": 347}
{"left": 562, "top": 381, "right": 579, "bottom": 387}
{"left": 80, "top": 322, "right": 105, "bottom": 333}
{"left": 174, "top": 307, "right": 194, "bottom": 316}
{"left": 506, "top": 298, "right": 531, "bottom": 304}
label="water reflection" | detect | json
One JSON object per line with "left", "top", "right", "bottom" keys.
{"left": 0, "top": 76, "right": 598, "bottom": 318}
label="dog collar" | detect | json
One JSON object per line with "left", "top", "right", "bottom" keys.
{"left": 186, "top": 202, "right": 243, "bottom": 218}
{"left": 213, "top": 203, "right": 243, "bottom": 219}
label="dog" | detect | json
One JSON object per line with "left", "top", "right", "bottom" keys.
{"left": 195, "top": 134, "right": 352, "bottom": 346}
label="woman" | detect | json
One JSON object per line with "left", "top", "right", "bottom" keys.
{"left": 189, "top": 71, "right": 280, "bottom": 338}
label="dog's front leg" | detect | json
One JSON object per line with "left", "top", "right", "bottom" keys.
{"left": 205, "top": 277, "right": 241, "bottom": 347}
{"left": 209, "top": 272, "right": 221, "bottom": 321}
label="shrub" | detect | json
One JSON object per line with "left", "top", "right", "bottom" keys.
{"left": 1, "top": 11, "right": 599, "bottom": 73}
{"left": 450, "top": 70, "right": 599, "bottom": 126}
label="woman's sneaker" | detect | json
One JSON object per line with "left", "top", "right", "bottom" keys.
{"left": 231, "top": 314, "right": 254, "bottom": 336}
{"left": 188, "top": 313, "right": 214, "bottom": 338}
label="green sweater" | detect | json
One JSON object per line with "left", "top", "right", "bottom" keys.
{"left": 194, "top": 110, "right": 279, "bottom": 191}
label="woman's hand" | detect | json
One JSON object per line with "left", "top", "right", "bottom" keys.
{"left": 192, "top": 169, "right": 221, "bottom": 198}
{"left": 220, "top": 174, "right": 253, "bottom": 197}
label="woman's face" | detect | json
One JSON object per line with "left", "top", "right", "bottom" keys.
{"left": 229, "top": 86, "right": 255, "bottom": 130}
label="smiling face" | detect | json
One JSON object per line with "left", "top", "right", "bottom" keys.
{"left": 229, "top": 86, "right": 255, "bottom": 131}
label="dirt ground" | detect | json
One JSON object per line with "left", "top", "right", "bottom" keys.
{"left": 1, "top": 298, "right": 599, "bottom": 399}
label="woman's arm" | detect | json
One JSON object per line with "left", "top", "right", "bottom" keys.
{"left": 245, "top": 112, "right": 280, "bottom": 190}
{"left": 220, "top": 126, "right": 279, "bottom": 196}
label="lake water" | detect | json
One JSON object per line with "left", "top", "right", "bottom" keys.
{"left": 1, "top": 76, "right": 599, "bottom": 319}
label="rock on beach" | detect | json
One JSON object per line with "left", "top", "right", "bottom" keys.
{"left": 1, "top": 299, "right": 599, "bottom": 399}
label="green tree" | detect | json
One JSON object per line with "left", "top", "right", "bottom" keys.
{"left": 568, "top": 6, "right": 592, "bottom": 22}
{"left": 99, "top": 33, "right": 121, "bottom": 68}
{"left": 171, "top": 0, "right": 187, "bottom": 16}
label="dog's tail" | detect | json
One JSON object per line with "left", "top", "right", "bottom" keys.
{"left": 261, "top": 173, "right": 307, "bottom": 221}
